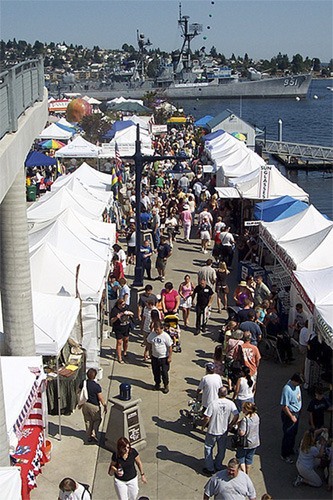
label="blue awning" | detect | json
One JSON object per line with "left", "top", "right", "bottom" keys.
{"left": 194, "top": 115, "right": 214, "bottom": 127}
{"left": 25, "top": 151, "right": 57, "bottom": 167}
{"left": 255, "top": 196, "right": 308, "bottom": 221}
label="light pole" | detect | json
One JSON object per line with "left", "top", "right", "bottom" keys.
{"left": 131, "top": 124, "right": 189, "bottom": 287}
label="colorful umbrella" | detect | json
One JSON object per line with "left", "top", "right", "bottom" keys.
{"left": 39, "top": 139, "right": 66, "bottom": 150}
{"left": 231, "top": 132, "right": 247, "bottom": 141}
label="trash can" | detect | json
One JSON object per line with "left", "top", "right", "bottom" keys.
{"left": 119, "top": 383, "right": 131, "bottom": 401}
{"left": 26, "top": 185, "right": 37, "bottom": 202}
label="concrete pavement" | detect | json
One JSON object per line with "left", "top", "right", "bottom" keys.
{"left": 33, "top": 236, "right": 331, "bottom": 500}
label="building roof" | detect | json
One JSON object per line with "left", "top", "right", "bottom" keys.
{"left": 207, "top": 109, "right": 257, "bottom": 132}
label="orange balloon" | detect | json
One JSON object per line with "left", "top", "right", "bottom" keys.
{"left": 66, "top": 98, "right": 92, "bottom": 123}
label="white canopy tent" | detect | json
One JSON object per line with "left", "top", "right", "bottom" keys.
{"left": 122, "top": 115, "right": 150, "bottom": 130}
{"left": 27, "top": 186, "right": 106, "bottom": 222}
{"left": 57, "top": 117, "right": 77, "bottom": 129}
{"left": 293, "top": 267, "right": 333, "bottom": 348}
{"left": 45, "top": 176, "right": 113, "bottom": 205}
{"left": 260, "top": 205, "right": 332, "bottom": 243}
{"left": 30, "top": 243, "right": 108, "bottom": 367}
{"left": 30, "top": 243, "right": 107, "bottom": 303}
{"left": 0, "top": 468, "right": 21, "bottom": 500}
{"left": 107, "top": 96, "right": 143, "bottom": 105}
{"left": 38, "top": 123, "right": 74, "bottom": 141}
{"left": 272, "top": 225, "right": 333, "bottom": 273}
{"left": 51, "top": 162, "right": 113, "bottom": 193}
{"left": 215, "top": 186, "right": 241, "bottom": 198}
{"left": 29, "top": 207, "right": 116, "bottom": 243}
{"left": 55, "top": 136, "right": 102, "bottom": 158}
{"left": 236, "top": 165, "right": 309, "bottom": 201}
{"left": 28, "top": 218, "right": 111, "bottom": 262}
{"left": 107, "top": 125, "right": 154, "bottom": 156}
{"left": 32, "top": 292, "right": 80, "bottom": 356}
{"left": 0, "top": 356, "right": 44, "bottom": 450}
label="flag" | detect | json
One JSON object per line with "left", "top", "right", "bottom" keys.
{"left": 111, "top": 167, "right": 118, "bottom": 189}
{"left": 115, "top": 142, "right": 123, "bottom": 185}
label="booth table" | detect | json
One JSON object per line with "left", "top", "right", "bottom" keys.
{"left": 46, "top": 361, "right": 85, "bottom": 415}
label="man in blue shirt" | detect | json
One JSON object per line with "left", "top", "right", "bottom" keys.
{"left": 240, "top": 312, "right": 262, "bottom": 346}
{"left": 280, "top": 372, "right": 303, "bottom": 463}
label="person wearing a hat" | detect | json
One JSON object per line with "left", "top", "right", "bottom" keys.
{"left": 196, "top": 362, "right": 223, "bottom": 411}
{"left": 233, "top": 281, "right": 254, "bottom": 308}
{"left": 180, "top": 203, "right": 192, "bottom": 242}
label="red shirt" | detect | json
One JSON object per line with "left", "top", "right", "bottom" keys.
{"left": 161, "top": 289, "right": 179, "bottom": 312}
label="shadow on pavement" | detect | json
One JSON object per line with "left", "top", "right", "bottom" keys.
{"left": 156, "top": 444, "right": 204, "bottom": 474}
{"left": 48, "top": 422, "right": 87, "bottom": 443}
{"left": 152, "top": 415, "right": 205, "bottom": 444}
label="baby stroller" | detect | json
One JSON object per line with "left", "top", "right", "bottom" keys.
{"left": 180, "top": 398, "right": 203, "bottom": 429}
{"left": 164, "top": 313, "right": 182, "bottom": 353}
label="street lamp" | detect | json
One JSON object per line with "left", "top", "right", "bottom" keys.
{"left": 130, "top": 124, "right": 189, "bottom": 287}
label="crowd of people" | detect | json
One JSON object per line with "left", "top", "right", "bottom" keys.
{"left": 73, "top": 123, "right": 332, "bottom": 500}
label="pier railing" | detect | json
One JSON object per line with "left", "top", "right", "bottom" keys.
{"left": 257, "top": 139, "right": 333, "bottom": 162}
{"left": 0, "top": 57, "right": 44, "bottom": 140}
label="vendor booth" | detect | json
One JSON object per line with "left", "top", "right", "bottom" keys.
{"left": 30, "top": 243, "right": 108, "bottom": 371}
{"left": 1, "top": 356, "right": 47, "bottom": 499}
{"left": 27, "top": 186, "right": 106, "bottom": 222}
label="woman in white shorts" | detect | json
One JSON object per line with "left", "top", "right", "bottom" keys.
{"left": 198, "top": 217, "right": 212, "bottom": 254}
{"left": 178, "top": 274, "right": 195, "bottom": 327}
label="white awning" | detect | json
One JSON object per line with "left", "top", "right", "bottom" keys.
{"left": 216, "top": 187, "right": 240, "bottom": 198}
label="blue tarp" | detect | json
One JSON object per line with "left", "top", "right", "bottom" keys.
{"left": 102, "top": 120, "right": 135, "bottom": 140}
{"left": 254, "top": 196, "right": 308, "bottom": 221}
{"left": 203, "top": 129, "right": 226, "bottom": 142}
{"left": 55, "top": 122, "right": 76, "bottom": 134}
{"left": 194, "top": 115, "right": 214, "bottom": 128}
{"left": 25, "top": 151, "right": 57, "bottom": 167}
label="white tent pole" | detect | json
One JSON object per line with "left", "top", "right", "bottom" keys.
{"left": 56, "top": 356, "right": 62, "bottom": 441}
{"left": 0, "top": 360, "right": 10, "bottom": 466}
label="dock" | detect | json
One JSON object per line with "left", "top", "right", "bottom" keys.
{"left": 256, "top": 139, "right": 333, "bottom": 171}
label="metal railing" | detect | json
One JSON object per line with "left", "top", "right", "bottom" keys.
{"left": 0, "top": 57, "right": 44, "bottom": 139}
{"left": 257, "top": 139, "right": 333, "bottom": 162}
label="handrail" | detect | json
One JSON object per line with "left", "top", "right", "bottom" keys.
{"left": 0, "top": 57, "right": 44, "bottom": 139}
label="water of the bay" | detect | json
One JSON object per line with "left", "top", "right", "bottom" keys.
{"left": 177, "top": 79, "right": 333, "bottom": 218}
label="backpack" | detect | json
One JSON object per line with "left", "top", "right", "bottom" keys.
{"left": 78, "top": 482, "right": 92, "bottom": 499}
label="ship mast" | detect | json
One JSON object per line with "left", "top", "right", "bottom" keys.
{"left": 137, "top": 30, "right": 152, "bottom": 80}
{"left": 178, "top": 2, "right": 202, "bottom": 71}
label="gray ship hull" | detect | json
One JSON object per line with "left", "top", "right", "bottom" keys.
{"left": 73, "top": 73, "right": 312, "bottom": 101}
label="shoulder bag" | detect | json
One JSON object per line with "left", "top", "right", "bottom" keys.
{"left": 231, "top": 417, "right": 248, "bottom": 449}
{"left": 78, "top": 380, "right": 88, "bottom": 409}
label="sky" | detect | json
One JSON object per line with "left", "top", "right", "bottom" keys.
{"left": 1, "top": 0, "right": 332, "bottom": 61}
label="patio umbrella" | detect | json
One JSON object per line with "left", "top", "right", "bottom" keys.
{"left": 39, "top": 139, "right": 66, "bottom": 150}
{"left": 231, "top": 132, "right": 247, "bottom": 141}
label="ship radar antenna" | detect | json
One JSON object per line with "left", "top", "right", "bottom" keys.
{"left": 177, "top": 4, "right": 202, "bottom": 71}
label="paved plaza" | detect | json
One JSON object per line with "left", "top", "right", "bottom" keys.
{"left": 34, "top": 237, "right": 331, "bottom": 500}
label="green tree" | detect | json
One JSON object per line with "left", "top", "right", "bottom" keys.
{"left": 276, "top": 52, "right": 289, "bottom": 71}
{"left": 291, "top": 53, "right": 304, "bottom": 73}
{"left": 210, "top": 46, "right": 217, "bottom": 58}
{"left": 33, "top": 40, "right": 44, "bottom": 54}
{"left": 79, "top": 114, "right": 110, "bottom": 143}
{"left": 312, "top": 57, "right": 321, "bottom": 72}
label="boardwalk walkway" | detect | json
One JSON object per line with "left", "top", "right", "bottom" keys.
{"left": 34, "top": 236, "right": 330, "bottom": 500}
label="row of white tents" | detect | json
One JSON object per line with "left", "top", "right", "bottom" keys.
{"left": 0, "top": 162, "right": 116, "bottom": 496}
{"left": 204, "top": 129, "right": 332, "bottom": 348}
{"left": 205, "top": 130, "right": 309, "bottom": 201}
{"left": 260, "top": 206, "right": 333, "bottom": 347}
{"left": 26, "top": 162, "right": 116, "bottom": 364}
